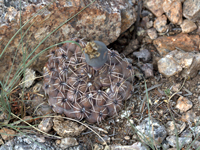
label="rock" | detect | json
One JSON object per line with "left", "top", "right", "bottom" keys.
{"left": 166, "top": 135, "right": 192, "bottom": 148}
{"left": 38, "top": 117, "right": 53, "bottom": 133}
{"left": 22, "top": 116, "right": 33, "bottom": 123}
{"left": 0, "top": 0, "right": 136, "bottom": 85}
{"left": 192, "top": 141, "right": 200, "bottom": 149}
{"left": 181, "top": 53, "right": 200, "bottom": 78}
{"left": 158, "top": 51, "right": 182, "bottom": 77}
{"left": 120, "top": 110, "right": 131, "bottom": 119}
{"left": 181, "top": 19, "right": 197, "bottom": 33}
{"left": 175, "top": 96, "right": 193, "bottom": 113}
{"left": 0, "top": 128, "right": 16, "bottom": 141}
{"left": 136, "top": 117, "right": 167, "bottom": 145}
{"left": 147, "top": 28, "right": 157, "bottom": 40}
{"left": 171, "top": 83, "right": 181, "bottom": 92}
{"left": 144, "top": 0, "right": 164, "bottom": 17}
{"left": 163, "top": 0, "right": 182, "bottom": 25}
{"left": 110, "top": 142, "right": 147, "bottom": 150}
{"left": 153, "top": 33, "right": 200, "bottom": 56}
{"left": 93, "top": 143, "right": 104, "bottom": 150}
{"left": 133, "top": 49, "right": 151, "bottom": 62}
{"left": 166, "top": 121, "right": 186, "bottom": 135}
{"left": 53, "top": 117, "right": 86, "bottom": 137}
{"left": 153, "top": 15, "right": 168, "bottom": 33}
{"left": 140, "top": 63, "right": 154, "bottom": 78}
{"left": 0, "top": 134, "right": 57, "bottom": 150}
{"left": 181, "top": 110, "right": 197, "bottom": 123}
{"left": 20, "top": 68, "right": 35, "bottom": 88}
{"left": 183, "top": 0, "right": 200, "bottom": 20}
{"left": 60, "top": 137, "right": 78, "bottom": 149}
{"left": 122, "top": 39, "right": 139, "bottom": 56}
{"left": 158, "top": 50, "right": 195, "bottom": 77}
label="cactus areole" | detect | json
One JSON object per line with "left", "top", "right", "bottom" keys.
{"left": 43, "top": 38, "right": 134, "bottom": 123}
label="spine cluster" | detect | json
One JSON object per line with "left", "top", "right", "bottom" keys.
{"left": 43, "top": 38, "right": 134, "bottom": 123}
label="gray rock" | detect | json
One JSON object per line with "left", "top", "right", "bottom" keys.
{"left": 183, "top": 0, "right": 200, "bottom": 20}
{"left": 166, "top": 135, "right": 192, "bottom": 148}
{"left": 38, "top": 117, "right": 53, "bottom": 133}
{"left": 60, "top": 137, "right": 78, "bottom": 149}
{"left": 0, "top": 135, "right": 56, "bottom": 150}
{"left": 153, "top": 15, "right": 168, "bottom": 33}
{"left": 110, "top": 142, "right": 148, "bottom": 150}
{"left": 136, "top": 117, "right": 167, "bottom": 146}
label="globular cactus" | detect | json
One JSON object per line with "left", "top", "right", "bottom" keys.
{"left": 43, "top": 38, "right": 134, "bottom": 123}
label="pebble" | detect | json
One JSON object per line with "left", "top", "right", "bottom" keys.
{"left": 166, "top": 135, "right": 192, "bottom": 148}
{"left": 110, "top": 142, "right": 147, "bottom": 150}
{"left": 123, "top": 39, "right": 139, "bottom": 56}
{"left": 60, "top": 137, "right": 78, "bottom": 149}
{"left": 93, "top": 143, "right": 104, "bottom": 150}
{"left": 120, "top": 110, "right": 131, "bottom": 119}
{"left": 153, "top": 15, "right": 168, "bottom": 33}
{"left": 140, "top": 63, "right": 154, "bottom": 78}
{"left": 53, "top": 117, "right": 86, "bottom": 137}
{"left": 22, "top": 116, "right": 33, "bottom": 123}
{"left": 20, "top": 68, "right": 36, "bottom": 88}
{"left": 144, "top": 0, "right": 164, "bottom": 17}
{"left": 38, "top": 117, "right": 53, "bottom": 133}
{"left": 163, "top": 0, "right": 182, "bottom": 24}
{"left": 158, "top": 50, "right": 195, "bottom": 77}
{"left": 166, "top": 121, "right": 186, "bottom": 135}
{"left": 0, "top": 128, "right": 16, "bottom": 141}
{"left": 136, "top": 117, "right": 167, "bottom": 145}
{"left": 181, "top": 19, "right": 197, "bottom": 33}
{"left": 183, "top": 0, "right": 200, "bottom": 20}
{"left": 181, "top": 110, "right": 196, "bottom": 123}
{"left": 133, "top": 49, "right": 151, "bottom": 62}
{"left": 147, "top": 28, "right": 157, "bottom": 39}
{"left": 124, "top": 136, "right": 130, "bottom": 140}
{"left": 175, "top": 96, "right": 193, "bottom": 113}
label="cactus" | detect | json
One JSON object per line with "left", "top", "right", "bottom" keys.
{"left": 43, "top": 38, "right": 134, "bottom": 123}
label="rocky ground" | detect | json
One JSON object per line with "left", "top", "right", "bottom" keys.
{"left": 0, "top": 0, "right": 200, "bottom": 150}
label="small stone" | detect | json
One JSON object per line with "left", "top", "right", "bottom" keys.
{"left": 166, "top": 135, "right": 192, "bottom": 148}
{"left": 60, "top": 137, "right": 78, "bottom": 149}
{"left": 166, "top": 121, "right": 185, "bottom": 135}
{"left": 53, "top": 117, "right": 86, "bottom": 137}
{"left": 147, "top": 28, "right": 157, "bottom": 40}
{"left": 124, "top": 136, "right": 130, "bottom": 140}
{"left": 181, "top": 53, "right": 200, "bottom": 78}
{"left": 171, "top": 83, "right": 181, "bottom": 92}
{"left": 181, "top": 110, "right": 196, "bottom": 123}
{"left": 153, "top": 33, "right": 200, "bottom": 56}
{"left": 183, "top": 0, "right": 200, "bottom": 20}
{"left": 0, "top": 139, "right": 4, "bottom": 145}
{"left": 133, "top": 49, "right": 151, "bottom": 62}
{"left": 38, "top": 117, "right": 53, "bottom": 133}
{"left": 163, "top": 0, "right": 182, "bottom": 24}
{"left": 110, "top": 142, "right": 147, "bottom": 150}
{"left": 181, "top": 19, "right": 197, "bottom": 33}
{"left": 20, "top": 68, "right": 36, "bottom": 88}
{"left": 0, "top": 128, "right": 16, "bottom": 140}
{"left": 154, "top": 15, "right": 168, "bottom": 33}
{"left": 22, "top": 116, "right": 33, "bottom": 123}
{"left": 123, "top": 39, "right": 139, "bottom": 56}
{"left": 136, "top": 117, "right": 167, "bottom": 145}
{"left": 144, "top": 0, "right": 164, "bottom": 17}
{"left": 192, "top": 141, "right": 200, "bottom": 149}
{"left": 175, "top": 96, "right": 193, "bottom": 113}
{"left": 158, "top": 54, "right": 182, "bottom": 77}
{"left": 120, "top": 110, "right": 131, "bottom": 119}
{"left": 140, "top": 63, "right": 154, "bottom": 78}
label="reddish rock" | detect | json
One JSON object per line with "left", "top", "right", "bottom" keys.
{"left": 183, "top": 0, "right": 200, "bottom": 20}
{"left": 0, "top": 0, "right": 136, "bottom": 86}
{"left": 153, "top": 33, "right": 200, "bottom": 56}
{"left": 144, "top": 0, "right": 164, "bottom": 17}
{"left": 163, "top": 0, "right": 182, "bottom": 25}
